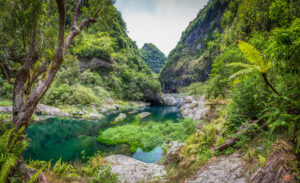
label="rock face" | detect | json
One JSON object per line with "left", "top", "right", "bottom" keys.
{"left": 159, "top": 0, "right": 229, "bottom": 93}
{"left": 140, "top": 43, "right": 166, "bottom": 74}
{"left": 251, "top": 140, "right": 298, "bottom": 183}
{"left": 105, "top": 155, "right": 166, "bottom": 183}
{"left": 179, "top": 96, "right": 208, "bottom": 121}
{"left": 138, "top": 112, "right": 151, "bottom": 119}
{"left": 187, "top": 153, "right": 249, "bottom": 183}
{"left": 163, "top": 141, "right": 185, "bottom": 166}
{"left": 78, "top": 57, "right": 112, "bottom": 72}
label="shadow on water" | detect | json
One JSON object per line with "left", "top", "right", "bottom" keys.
{"left": 24, "top": 105, "right": 182, "bottom": 163}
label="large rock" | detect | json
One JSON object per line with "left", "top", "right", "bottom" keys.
{"left": 163, "top": 141, "right": 185, "bottom": 166}
{"left": 105, "top": 155, "right": 166, "bottom": 183}
{"left": 138, "top": 112, "right": 151, "bottom": 119}
{"left": 251, "top": 140, "right": 297, "bottom": 183}
{"left": 187, "top": 153, "right": 249, "bottom": 183}
{"left": 0, "top": 106, "right": 12, "bottom": 113}
{"left": 115, "top": 113, "right": 127, "bottom": 121}
{"left": 100, "top": 104, "right": 120, "bottom": 113}
{"left": 35, "top": 104, "right": 70, "bottom": 117}
{"left": 179, "top": 96, "right": 208, "bottom": 121}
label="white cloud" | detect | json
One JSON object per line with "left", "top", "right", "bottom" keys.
{"left": 115, "top": 0, "right": 209, "bottom": 56}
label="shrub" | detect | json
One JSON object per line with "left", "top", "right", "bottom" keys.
{"left": 79, "top": 70, "right": 102, "bottom": 87}
{"left": 98, "top": 119, "right": 196, "bottom": 152}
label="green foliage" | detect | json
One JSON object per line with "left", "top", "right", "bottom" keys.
{"left": 0, "top": 127, "right": 29, "bottom": 183}
{"left": 228, "top": 41, "right": 271, "bottom": 79}
{"left": 52, "top": 158, "right": 77, "bottom": 178}
{"left": 79, "top": 70, "right": 102, "bottom": 87}
{"left": 140, "top": 43, "right": 166, "bottom": 73}
{"left": 98, "top": 119, "right": 196, "bottom": 152}
{"left": 225, "top": 76, "right": 266, "bottom": 131}
{"left": 89, "top": 165, "right": 118, "bottom": 183}
{"left": 0, "top": 81, "right": 13, "bottom": 99}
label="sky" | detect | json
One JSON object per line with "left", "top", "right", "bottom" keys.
{"left": 115, "top": 0, "right": 209, "bottom": 56}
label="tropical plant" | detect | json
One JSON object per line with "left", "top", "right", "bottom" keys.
{"left": 0, "top": 127, "right": 29, "bottom": 183}
{"left": 227, "top": 41, "right": 280, "bottom": 96}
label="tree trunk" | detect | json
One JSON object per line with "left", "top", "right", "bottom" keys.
{"left": 12, "top": 0, "right": 103, "bottom": 133}
{"left": 261, "top": 73, "right": 281, "bottom": 96}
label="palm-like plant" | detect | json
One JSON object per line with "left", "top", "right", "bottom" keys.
{"left": 228, "top": 41, "right": 280, "bottom": 96}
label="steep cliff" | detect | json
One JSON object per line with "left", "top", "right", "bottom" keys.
{"left": 140, "top": 43, "right": 166, "bottom": 74}
{"left": 160, "top": 0, "right": 229, "bottom": 93}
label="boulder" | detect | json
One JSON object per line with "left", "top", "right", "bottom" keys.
{"left": 85, "top": 112, "right": 104, "bottom": 120}
{"left": 105, "top": 155, "right": 166, "bottom": 183}
{"left": 163, "top": 141, "right": 185, "bottom": 166}
{"left": 162, "top": 95, "right": 178, "bottom": 106}
{"left": 187, "top": 153, "right": 249, "bottom": 183}
{"left": 115, "top": 113, "right": 127, "bottom": 121}
{"left": 100, "top": 104, "right": 120, "bottom": 113}
{"left": 179, "top": 96, "right": 208, "bottom": 121}
{"left": 35, "top": 104, "right": 70, "bottom": 117}
{"left": 138, "top": 112, "right": 151, "bottom": 119}
{"left": 0, "top": 106, "right": 12, "bottom": 113}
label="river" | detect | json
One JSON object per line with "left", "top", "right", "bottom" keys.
{"left": 24, "top": 105, "right": 182, "bottom": 163}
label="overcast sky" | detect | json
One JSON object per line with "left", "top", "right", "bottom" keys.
{"left": 115, "top": 0, "right": 209, "bottom": 56}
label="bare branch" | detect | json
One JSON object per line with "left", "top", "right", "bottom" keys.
{"left": 0, "top": 60, "right": 14, "bottom": 84}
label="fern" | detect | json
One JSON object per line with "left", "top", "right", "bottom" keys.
{"left": 0, "top": 127, "right": 29, "bottom": 182}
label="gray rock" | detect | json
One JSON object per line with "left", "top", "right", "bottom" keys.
{"left": 163, "top": 141, "right": 185, "bottom": 165}
{"left": 179, "top": 96, "right": 208, "bottom": 121}
{"left": 100, "top": 104, "right": 120, "bottom": 113}
{"left": 162, "top": 95, "right": 178, "bottom": 106}
{"left": 0, "top": 106, "right": 12, "bottom": 113}
{"left": 138, "top": 112, "right": 151, "bottom": 119}
{"left": 115, "top": 113, "right": 127, "bottom": 121}
{"left": 78, "top": 57, "right": 112, "bottom": 72}
{"left": 0, "top": 104, "right": 70, "bottom": 117}
{"left": 35, "top": 104, "right": 70, "bottom": 117}
{"left": 105, "top": 155, "right": 166, "bottom": 183}
{"left": 86, "top": 112, "right": 104, "bottom": 120}
{"left": 129, "top": 110, "right": 139, "bottom": 114}
{"left": 187, "top": 153, "right": 249, "bottom": 183}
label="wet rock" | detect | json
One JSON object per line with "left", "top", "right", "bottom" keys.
{"left": 179, "top": 96, "right": 208, "bottom": 121}
{"left": 251, "top": 140, "right": 297, "bottom": 183}
{"left": 115, "top": 113, "right": 127, "bottom": 121}
{"left": 163, "top": 141, "right": 185, "bottom": 166}
{"left": 138, "top": 112, "right": 151, "bottom": 119}
{"left": 105, "top": 155, "right": 166, "bottom": 183}
{"left": 187, "top": 153, "right": 249, "bottom": 183}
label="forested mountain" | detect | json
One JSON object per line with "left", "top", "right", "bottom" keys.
{"left": 140, "top": 43, "right": 166, "bottom": 74}
{"left": 160, "top": 0, "right": 300, "bottom": 93}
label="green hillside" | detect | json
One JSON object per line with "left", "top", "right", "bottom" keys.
{"left": 140, "top": 43, "right": 166, "bottom": 74}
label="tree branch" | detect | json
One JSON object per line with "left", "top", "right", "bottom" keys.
{"left": 0, "top": 60, "right": 14, "bottom": 84}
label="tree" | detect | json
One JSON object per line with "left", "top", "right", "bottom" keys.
{"left": 227, "top": 41, "right": 280, "bottom": 96}
{"left": 0, "top": 0, "right": 114, "bottom": 133}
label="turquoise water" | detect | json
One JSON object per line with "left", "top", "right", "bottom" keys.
{"left": 24, "top": 105, "right": 182, "bottom": 163}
